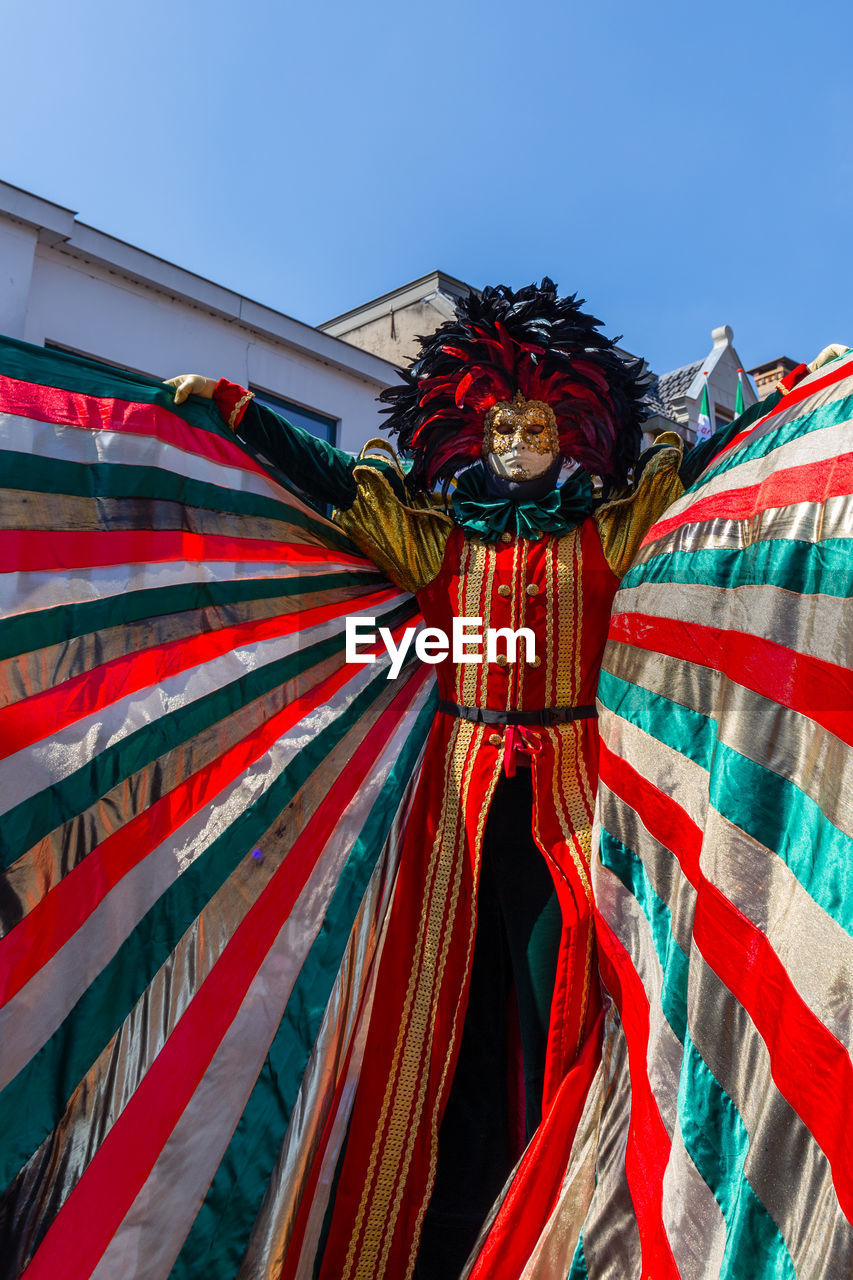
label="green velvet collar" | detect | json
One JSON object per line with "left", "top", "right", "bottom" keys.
{"left": 450, "top": 465, "right": 597, "bottom": 541}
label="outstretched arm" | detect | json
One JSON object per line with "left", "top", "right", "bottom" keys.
{"left": 166, "top": 373, "right": 358, "bottom": 511}
{"left": 165, "top": 374, "right": 452, "bottom": 593}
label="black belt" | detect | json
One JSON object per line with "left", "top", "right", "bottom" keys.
{"left": 437, "top": 701, "right": 597, "bottom": 727}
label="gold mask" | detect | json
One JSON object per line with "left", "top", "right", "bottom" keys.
{"left": 483, "top": 394, "right": 560, "bottom": 481}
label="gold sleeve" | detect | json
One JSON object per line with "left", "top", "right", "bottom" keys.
{"left": 594, "top": 433, "right": 685, "bottom": 579}
{"left": 333, "top": 442, "right": 452, "bottom": 594}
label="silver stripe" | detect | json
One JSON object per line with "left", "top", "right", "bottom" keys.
{"left": 661, "top": 1114, "right": 726, "bottom": 1280}
{"left": 701, "top": 808, "right": 853, "bottom": 1045}
{"left": 596, "top": 708, "right": 709, "bottom": 831}
{"left": 575, "top": 1003, "right": 641, "bottom": 1280}
{"left": 88, "top": 688, "right": 429, "bottom": 1280}
{"left": 0, "top": 555, "right": 374, "bottom": 619}
{"left": 0, "top": 598, "right": 406, "bottom": 810}
{"left": 594, "top": 869, "right": 683, "bottom": 1139}
{"left": 1, "top": 410, "right": 294, "bottom": 508}
{"left": 686, "top": 954, "right": 853, "bottom": 1277}
{"left": 596, "top": 779, "right": 696, "bottom": 958}
{"left": 0, "top": 655, "right": 396, "bottom": 1087}
{"left": 519, "top": 1066, "right": 604, "bottom": 1280}
{"left": 636, "top": 488, "right": 853, "bottom": 563}
{"left": 613, "top": 579, "right": 853, "bottom": 672}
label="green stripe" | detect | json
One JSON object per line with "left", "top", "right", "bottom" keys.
{"left": 597, "top": 670, "right": 716, "bottom": 772}
{"left": 0, "top": 597, "right": 415, "bottom": 869}
{"left": 0, "top": 336, "right": 355, "bottom": 549}
{"left": 0, "top": 571, "right": 386, "bottom": 663}
{"left": 678, "top": 1032, "right": 796, "bottom": 1280}
{"left": 710, "top": 741, "right": 853, "bottom": 938}
{"left": 621, "top": 537, "right": 853, "bottom": 600}
{"left": 0, "top": 655, "right": 425, "bottom": 1190}
{"left": 599, "top": 828, "right": 688, "bottom": 1044}
{"left": 0, "top": 334, "right": 198, "bottom": 409}
{"left": 170, "top": 690, "right": 437, "bottom": 1277}
{"left": 0, "top": 448, "right": 351, "bottom": 549}
{"left": 690, "top": 391, "right": 853, "bottom": 486}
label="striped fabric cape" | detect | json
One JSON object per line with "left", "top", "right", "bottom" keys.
{"left": 505, "top": 352, "right": 853, "bottom": 1278}
{"left": 0, "top": 337, "right": 437, "bottom": 1279}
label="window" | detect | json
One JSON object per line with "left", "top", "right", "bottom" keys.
{"left": 250, "top": 388, "right": 337, "bottom": 446}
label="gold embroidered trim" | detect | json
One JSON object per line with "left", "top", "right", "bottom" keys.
{"left": 555, "top": 528, "right": 580, "bottom": 706}
{"left": 228, "top": 390, "right": 254, "bottom": 430}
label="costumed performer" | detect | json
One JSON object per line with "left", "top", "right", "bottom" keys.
{"left": 167, "top": 279, "right": 715, "bottom": 1280}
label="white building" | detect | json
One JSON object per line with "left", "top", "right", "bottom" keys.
{"left": 0, "top": 181, "right": 762, "bottom": 456}
{"left": 0, "top": 180, "right": 400, "bottom": 452}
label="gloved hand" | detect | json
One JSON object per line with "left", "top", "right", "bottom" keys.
{"left": 164, "top": 374, "right": 217, "bottom": 404}
{"left": 807, "top": 344, "right": 849, "bottom": 374}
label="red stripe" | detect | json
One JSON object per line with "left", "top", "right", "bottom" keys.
{"left": 609, "top": 612, "right": 853, "bottom": 746}
{"left": 0, "top": 527, "right": 367, "bottom": 572}
{"left": 646, "top": 450, "right": 853, "bottom": 546}
{"left": 598, "top": 741, "right": 853, "bottom": 1220}
{"left": 0, "top": 611, "right": 419, "bottom": 1003}
{"left": 0, "top": 588, "right": 399, "bottom": 760}
{"left": 21, "top": 663, "right": 433, "bottom": 1280}
{"left": 0, "top": 612, "right": 414, "bottom": 1005}
{"left": 0, "top": 373, "right": 276, "bottom": 483}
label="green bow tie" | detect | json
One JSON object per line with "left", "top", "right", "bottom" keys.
{"left": 450, "top": 467, "right": 597, "bottom": 541}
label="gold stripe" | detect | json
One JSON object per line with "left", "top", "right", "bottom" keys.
{"left": 549, "top": 725, "right": 593, "bottom": 904}
{"left": 516, "top": 539, "right": 529, "bottom": 708}
{"left": 545, "top": 536, "right": 557, "bottom": 707}
{"left": 0, "top": 489, "right": 307, "bottom": 543}
{"left": 554, "top": 529, "right": 580, "bottom": 706}
{"left": 477, "top": 541, "right": 496, "bottom": 707}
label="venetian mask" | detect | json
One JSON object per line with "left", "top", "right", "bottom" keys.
{"left": 483, "top": 393, "right": 561, "bottom": 481}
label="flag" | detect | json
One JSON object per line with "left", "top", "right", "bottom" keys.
{"left": 696, "top": 371, "right": 714, "bottom": 441}
{"left": 735, "top": 366, "right": 746, "bottom": 416}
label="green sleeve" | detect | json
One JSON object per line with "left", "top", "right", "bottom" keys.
{"left": 236, "top": 399, "right": 359, "bottom": 511}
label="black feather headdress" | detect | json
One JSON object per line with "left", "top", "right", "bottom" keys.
{"left": 379, "top": 278, "right": 652, "bottom": 493}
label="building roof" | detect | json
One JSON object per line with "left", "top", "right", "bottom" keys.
{"left": 320, "top": 270, "right": 472, "bottom": 336}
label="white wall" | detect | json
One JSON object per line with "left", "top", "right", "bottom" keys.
{"left": 0, "top": 186, "right": 399, "bottom": 455}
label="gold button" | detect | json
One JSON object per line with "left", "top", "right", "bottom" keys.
{"left": 495, "top": 654, "right": 508, "bottom": 667}
{"left": 488, "top": 732, "right": 502, "bottom": 747}
{"left": 526, "top": 582, "right": 540, "bottom": 596}
{"left": 500, "top": 531, "right": 513, "bottom": 544}
{"left": 497, "top": 584, "right": 511, "bottom": 598}
{"left": 529, "top": 654, "right": 541, "bottom": 667}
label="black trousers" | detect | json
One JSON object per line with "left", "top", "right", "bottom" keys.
{"left": 414, "top": 770, "right": 561, "bottom": 1280}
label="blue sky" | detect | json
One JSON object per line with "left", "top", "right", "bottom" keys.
{"left": 2, "top": 0, "right": 851, "bottom": 375}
